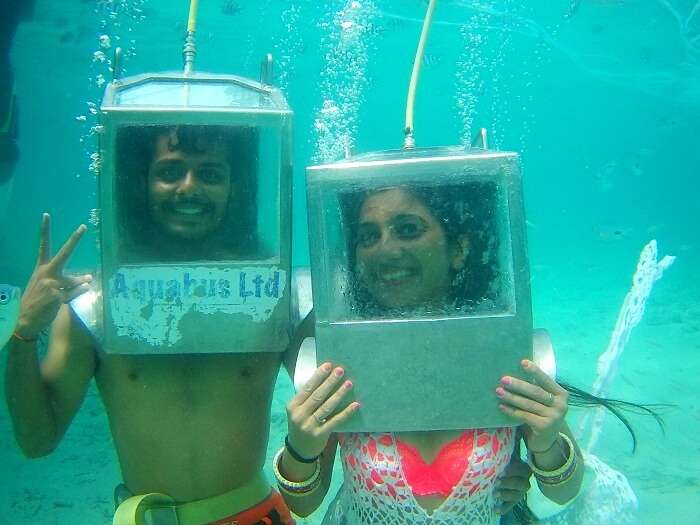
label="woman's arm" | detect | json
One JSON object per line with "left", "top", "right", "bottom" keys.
{"left": 528, "top": 421, "right": 583, "bottom": 504}
{"left": 494, "top": 439, "right": 533, "bottom": 515}
{"left": 497, "top": 359, "right": 584, "bottom": 505}
{"left": 279, "top": 434, "right": 339, "bottom": 517}
{"left": 277, "top": 363, "right": 359, "bottom": 517}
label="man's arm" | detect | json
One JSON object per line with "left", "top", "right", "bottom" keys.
{"left": 5, "top": 304, "right": 96, "bottom": 457}
{"left": 4, "top": 214, "right": 94, "bottom": 458}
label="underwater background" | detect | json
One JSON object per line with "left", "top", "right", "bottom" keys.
{"left": 0, "top": 0, "right": 698, "bottom": 523}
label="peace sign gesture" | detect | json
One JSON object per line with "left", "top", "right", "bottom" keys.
{"left": 14, "top": 214, "right": 93, "bottom": 341}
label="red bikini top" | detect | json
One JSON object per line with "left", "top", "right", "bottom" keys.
{"left": 395, "top": 431, "right": 475, "bottom": 498}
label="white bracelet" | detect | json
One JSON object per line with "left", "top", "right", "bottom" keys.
{"left": 272, "top": 447, "right": 321, "bottom": 495}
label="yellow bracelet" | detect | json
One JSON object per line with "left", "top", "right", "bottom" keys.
{"left": 272, "top": 447, "right": 321, "bottom": 495}
{"left": 527, "top": 432, "right": 578, "bottom": 486}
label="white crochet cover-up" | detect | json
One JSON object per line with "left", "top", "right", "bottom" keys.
{"left": 322, "top": 427, "right": 515, "bottom": 525}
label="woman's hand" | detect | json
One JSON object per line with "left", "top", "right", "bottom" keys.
{"left": 15, "top": 214, "right": 92, "bottom": 339}
{"left": 496, "top": 359, "right": 569, "bottom": 453}
{"left": 494, "top": 456, "right": 532, "bottom": 515}
{"left": 286, "top": 363, "right": 360, "bottom": 459}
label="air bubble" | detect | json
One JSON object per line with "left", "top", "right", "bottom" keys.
{"left": 313, "top": 1, "right": 380, "bottom": 163}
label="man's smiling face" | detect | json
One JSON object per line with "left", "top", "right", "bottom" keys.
{"left": 147, "top": 132, "right": 232, "bottom": 241}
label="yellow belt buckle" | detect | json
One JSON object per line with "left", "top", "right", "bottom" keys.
{"left": 113, "top": 493, "right": 179, "bottom": 525}
{"left": 143, "top": 505, "right": 179, "bottom": 525}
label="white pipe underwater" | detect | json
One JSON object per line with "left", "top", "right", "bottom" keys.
{"left": 404, "top": 0, "right": 437, "bottom": 149}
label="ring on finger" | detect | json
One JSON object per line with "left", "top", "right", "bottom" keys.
{"left": 544, "top": 392, "right": 555, "bottom": 406}
{"left": 313, "top": 413, "right": 327, "bottom": 425}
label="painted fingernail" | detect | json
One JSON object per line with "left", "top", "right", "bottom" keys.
{"left": 344, "top": 380, "right": 353, "bottom": 389}
{"left": 522, "top": 359, "right": 531, "bottom": 368}
{"left": 495, "top": 387, "right": 506, "bottom": 397}
{"left": 322, "top": 363, "right": 332, "bottom": 372}
{"left": 499, "top": 404, "right": 508, "bottom": 411}
{"left": 501, "top": 376, "right": 512, "bottom": 385}
{"left": 334, "top": 367, "right": 344, "bottom": 377}
{"left": 353, "top": 402, "right": 361, "bottom": 410}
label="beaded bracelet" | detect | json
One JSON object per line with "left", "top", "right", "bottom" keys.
{"left": 527, "top": 432, "right": 579, "bottom": 486}
{"left": 273, "top": 447, "right": 321, "bottom": 496}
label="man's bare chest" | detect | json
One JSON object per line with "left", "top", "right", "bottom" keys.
{"left": 96, "top": 352, "right": 281, "bottom": 408}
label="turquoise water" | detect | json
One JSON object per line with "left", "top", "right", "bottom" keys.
{"left": 0, "top": 0, "right": 698, "bottom": 523}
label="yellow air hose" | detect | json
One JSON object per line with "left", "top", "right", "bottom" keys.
{"left": 188, "top": 0, "right": 200, "bottom": 32}
{"left": 404, "top": 0, "right": 437, "bottom": 149}
{"left": 183, "top": 0, "right": 200, "bottom": 74}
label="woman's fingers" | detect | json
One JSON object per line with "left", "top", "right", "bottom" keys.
{"left": 521, "top": 359, "right": 565, "bottom": 396}
{"left": 286, "top": 369, "right": 359, "bottom": 461}
{"left": 290, "top": 364, "right": 347, "bottom": 417}
{"left": 312, "top": 379, "right": 354, "bottom": 424}
{"left": 496, "top": 384, "right": 551, "bottom": 417}
{"left": 497, "top": 377, "right": 558, "bottom": 413}
{"left": 289, "top": 363, "right": 334, "bottom": 408}
{"left": 497, "top": 359, "right": 568, "bottom": 417}
{"left": 498, "top": 402, "right": 548, "bottom": 428}
{"left": 498, "top": 360, "right": 570, "bottom": 441}
{"left": 494, "top": 462, "right": 532, "bottom": 515}
{"left": 496, "top": 473, "right": 531, "bottom": 494}
{"left": 298, "top": 367, "right": 347, "bottom": 418}
{"left": 494, "top": 496, "right": 518, "bottom": 516}
{"left": 319, "top": 400, "right": 360, "bottom": 432}
{"left": 499, "top": 457, "right": 532, "bottom": 479}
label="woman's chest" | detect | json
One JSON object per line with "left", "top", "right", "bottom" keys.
{"left": 340, "top": 427, "right": 516, "bottom": 516}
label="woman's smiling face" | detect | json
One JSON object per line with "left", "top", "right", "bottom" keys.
{"left": 354, "top": 188, "right": 455, "bottom": 310}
